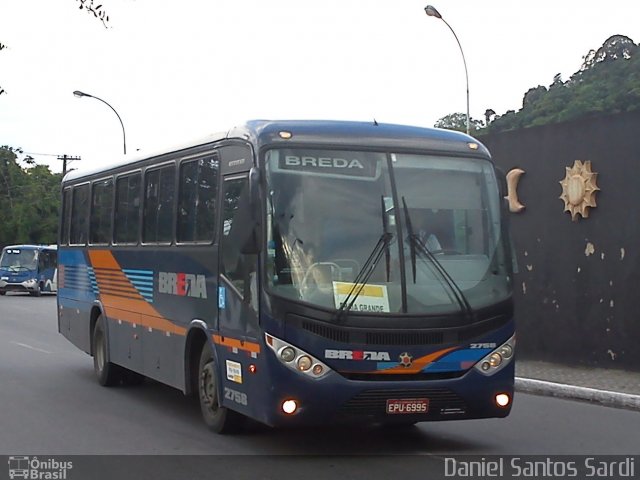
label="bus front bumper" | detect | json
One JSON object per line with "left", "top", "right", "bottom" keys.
{"left": 0, "top": 278, "right": 39, "bottom": 293}
{"left": 257, "top": 360, "right": 515, "bottom": 428}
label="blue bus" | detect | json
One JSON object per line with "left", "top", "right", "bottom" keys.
{"left": 0, "top": 244, "right": 58, "bottom": 296}
{"left": 58, "top": 120, "right": 515, "bottom": 433}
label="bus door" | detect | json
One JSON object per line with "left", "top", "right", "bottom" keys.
{"left": 217, "top": 172, "right": 260, "bottom": 344}
{"left": 37, "top": 249, "right": 58, "bottom": 292}
{"left": 216, "top": 145, "right": 260, "bottom": 405}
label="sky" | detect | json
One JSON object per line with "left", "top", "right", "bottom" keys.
{"left": 1, "top": 0, "right": 639, "bottom": 173}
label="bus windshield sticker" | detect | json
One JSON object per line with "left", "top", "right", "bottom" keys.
{"left": 332, "top": 281, "right": 390, "bottom": 313}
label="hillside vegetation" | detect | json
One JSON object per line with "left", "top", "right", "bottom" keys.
{"left": 435, "top": 35, "right": 640, "bottom": 133}
{"left": 0, "top": 147, "right": 61, "bottom": 247}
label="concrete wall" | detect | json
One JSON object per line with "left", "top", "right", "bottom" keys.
{"left": 480, "top": 111, "right": 640, "bottom": 370}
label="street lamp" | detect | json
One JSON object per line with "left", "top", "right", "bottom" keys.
{"left": 424, "top": 5, "right": 470, "bottom": 135}
{"left": 73, "top": 90, "right": 127, "bottom": 155}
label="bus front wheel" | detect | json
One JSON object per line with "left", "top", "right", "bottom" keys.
{"left": 29, "top": 283, "right": 42, "bottom": 297}
{"left": 92, "top": 315, "right": 123, "bottom": 386}
{"left": 198, "top": 345, "right": 244, "bottom": 434}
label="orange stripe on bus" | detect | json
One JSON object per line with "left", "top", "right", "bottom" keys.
{"left": 88, "top": 249, "right": 122, "bottom": 270}
{"left": 212, "top": 334, "right": 261, "bottom": 354}
{"left": 104, "top": 304, "right": 187, "bottom": 336}
{"left": 89, "top": 250, "right": 187, "bottom": 336}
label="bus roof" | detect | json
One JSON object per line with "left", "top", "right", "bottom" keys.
{"left": 2, "top": 244, "right": 57, "bottom": 251}
{"left": 63, "top": 120, "right": 490, "bottom": 183}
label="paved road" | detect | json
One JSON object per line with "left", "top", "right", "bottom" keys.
{"left": 1, "top": 294, "right": 638, "bottom": 478}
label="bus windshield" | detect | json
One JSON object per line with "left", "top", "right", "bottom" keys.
{"left": 0, "top": 248, "right": 37, "bottom": 271}
{"left": 264, "top": 148, "right": 511, "bottom": 316}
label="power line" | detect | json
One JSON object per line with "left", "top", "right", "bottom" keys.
{"left": 21, "top": 151, "right": 62, "bottom": 157}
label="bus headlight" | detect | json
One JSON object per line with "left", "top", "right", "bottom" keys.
{"left": 489, "top": 352, "right": 502, "bottom": 367}
{"left": 280, "top": 347, "right": 296, "bottom": 363}
{"left": 266, "top": 333, "right": 331, "bottom": 379}
{"left": 498, "top": 344, "right": 513, "bottom": 359}
{"left": 297, "top": 355, "right": 312, "bottom": 371}
{"left": 474, "top": 334, "right": 516, "bottom": 376}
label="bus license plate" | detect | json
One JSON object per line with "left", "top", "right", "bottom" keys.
{"left": 386, "top": 398, "right": 429, "bottom": 414}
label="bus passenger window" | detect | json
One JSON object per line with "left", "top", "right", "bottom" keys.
{"left": 177, "top": 156, "right": 219, "bottom": 243}
{"left": 144, "top": 165, "right": 175, "bottom": 243}
{"left": 61, "top": 188, "right": 72, "bottom": 245}
{"left": 70, "top": 184, "right": 89, "bottom": 245}
{"left": 90, "top": 178, "right": 113, "bottom": 245}
{"left": 114, "top": 173, "right": 141, "bottom": 244}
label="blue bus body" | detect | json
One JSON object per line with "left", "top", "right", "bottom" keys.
{"left": 0, "top": 245, "right": 58, "bottom": 296}
{"left": 58, "top": 120, "right": 515, "bottom": 432}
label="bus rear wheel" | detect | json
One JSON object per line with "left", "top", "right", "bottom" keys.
{"left": 92, "top": 314, "right": 123, "bottom": 386}
{"left": 198, "top": 345, "right": 244, "bottom": 434}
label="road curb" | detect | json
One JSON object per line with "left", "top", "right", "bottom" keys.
{"left": 515, "top": 377, "right": 640, "bottom": 412}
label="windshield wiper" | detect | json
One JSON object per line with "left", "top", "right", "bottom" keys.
{"left": 401, "top": 197, "right": 474, "bottom": 322}
{"left": 334, "top": 231, "right": 393, "bottom": 323}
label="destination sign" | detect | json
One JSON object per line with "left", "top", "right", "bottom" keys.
{"left": 272, "top": 149, "right": 383, "bottom": 179}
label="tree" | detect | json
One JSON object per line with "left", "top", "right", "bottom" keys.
{"left": 580, "top": 35, "right": 638, "bottom": 71}
{"left": 76, "top": 0, "right": 110, "bottom": 28}
{"left": 484, "top": 109, "right": 496, "bottom": 126}
{"left": 522, "top": 86, "right": 547, "bottom": 108}
{"left": 434, "top": 112, "right": 483, "bottom": 133}
{"left": 0, "top": 147, "right": 62, "bottom": 247}
{"left": 485, "top": 34, "right": 640, "bottom": 133}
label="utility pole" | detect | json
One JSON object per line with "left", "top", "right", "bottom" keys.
{"left": 57, "top": 155, "right": 81, "bottom": 177}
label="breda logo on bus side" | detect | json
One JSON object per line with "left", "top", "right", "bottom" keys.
{"left": 158, "top": 272, "right": 207, "bottom": 299}
{"left": 325, "top": 349, "right": 391, "bottom": 361}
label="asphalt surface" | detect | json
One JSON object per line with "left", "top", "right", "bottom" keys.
{"left": 1, "top": 294, "right": 639, "bottom": 479}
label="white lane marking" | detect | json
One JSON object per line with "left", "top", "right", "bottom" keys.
{"left": 10, "top": 341, "right": 53, "bottom": 354}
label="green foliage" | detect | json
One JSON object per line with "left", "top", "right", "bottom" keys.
{"left": 434, "top": 112, "right": 484, "bottom": 133}
{"left": 0, "top": 147, "right": 61, "bottom": 248}
{"left": 485, "top": 35, "right": 640, "bottom": 133}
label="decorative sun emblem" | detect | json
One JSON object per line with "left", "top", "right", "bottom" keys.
{"left": 559, "top": 160, "right": 600, "bottom": 222}
{"left": 398, "top": 352, "right": 413, "bottom": 368}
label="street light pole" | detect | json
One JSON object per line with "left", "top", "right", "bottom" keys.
{"left": 73, "top": 90, "right": 127, "bottom": 154}
{"left": 424, "top": 5, "right": 470, "bottom": 135}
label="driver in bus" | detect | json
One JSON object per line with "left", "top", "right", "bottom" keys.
{"left": 416, "top": 215, "right": 442, "bottom": 252}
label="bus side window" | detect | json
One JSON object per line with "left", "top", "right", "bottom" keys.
{"left": 61, "top": 188, "right": 72, "bottom": 245}
{"left": 70, "top": 184, "right": 90, "bottom": 245}
{"left": 38, "top": 251, "right": 46, "bottom": 271}
{"left": 177, "top": 155, "right": 219, "bottom": 243}
{"left": 114, "top": 173, "right": 142, "bottom": 244}
{"left": 90, "top": 178, "right": 114, "bottom": 245}
{"left": 221, "top": 175, "right": 257, "bottom": 306}
{"left": 144, "top": 165, "right": 175, "bottom": 243}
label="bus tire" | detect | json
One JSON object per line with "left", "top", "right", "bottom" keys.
{"left": 92, "top": 314, "right": 123, "bottom": 386}
{"left": 30, "top": 284, "right": 42, "bottom": 297}
{"left": 198, "top": 344, "right": 244, "bottom": 434}
{"left": 0, "top": 290, "right": 6, "bottom": 296}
